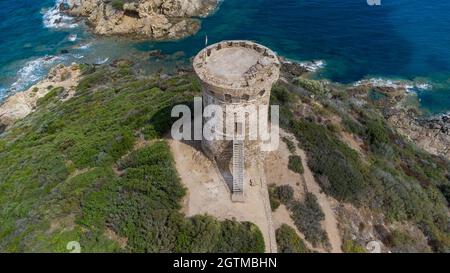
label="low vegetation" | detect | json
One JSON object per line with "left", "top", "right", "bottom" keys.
{"left": 282, "top": 136, "right": 296, "bottom": 154}
{"left": 268, "top": 184, "right": 294, "bottom": 211}
{"left": 0, "top": 63, "right": 264, "bottom": 252}
{"left": 269, "top": 184, "right": 328, "bottom": 248}
{"left": 342, "top": 240, "right": 366, "bottom": 253}
{"left": 276, "top": 224, "right": 310, "bottom": 253}
{"left": 288, "top": 155, "right": 304, "bottom": 174}
{"left": 112, "top": 0, "right": 125, "bottom": 10}
{"left": 288, "top": 193, "right": 330, "bottom": 248}
{"left": 271, "top": 77, "right": 450, "bottom": 252}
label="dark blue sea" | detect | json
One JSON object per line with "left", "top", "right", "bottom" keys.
{"left": 1, "top": 0, "right": 450, "bottom": 114}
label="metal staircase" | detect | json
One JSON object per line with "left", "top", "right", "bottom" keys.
{"left": 232, "top": 140, "right": 245, "bottom": 201}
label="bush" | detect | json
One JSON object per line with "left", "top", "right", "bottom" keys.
{"left": 268, "top": 184, "right": 294, "bottom": 211}
{"left": 438, "top": 184, "right": 450, "bottom": 204}
{"left": 288, "top": 155, "right": 304, "bottom": 174}
{"left": 36, "top": 87, "right": 64, "bottom": 106}
{"left": 342, "top": 240, "right": 366, "bottom": 253}
{"left": 342, "top": 115, "right": 365, "bottom": 137}
{"left": 295, "top": 77, "right": 327, "bottom": 96}
{"left": 276, "top": 224, "right": 310, "bottom": 253}
{"left": 112, "top": 0, "right": 124, "bottom": 10}
{"left": 277, "top": 185, "right": 294, "bottom": 204}
{"left": 365, "top": 118, "right": 390, "bottom": 152}
{"left": 288, "top": 193, "right": 329, "bottom": 247}
{"left": 268, "top": 184, "right": 281, "bottom": 211}
{"left": 291, "top": 120, "right": 369, "bottom": 203}
{"left": 282, "top": 137, "right": 296, "bottom": 154}
{"left": 271, "top": 85, "right": 294, "bottom": 105}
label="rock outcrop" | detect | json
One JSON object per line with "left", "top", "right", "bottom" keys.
{"left": 62, "top": 0, "right": 218, "bottom": 40}
{"left": 0, "top": 64, "right": 81, "bottom": 132}
{"left": 355, "top": 81, "right": 450, "bottom": 160}
{"left": 388, "top": 111, "right": 450, "bottom": 159}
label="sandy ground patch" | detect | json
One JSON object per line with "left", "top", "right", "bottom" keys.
{"left": 169, "top": 139, "right": 276, "bottom": 253}
{"left": 264, "top": 133, "right": 306, "bottom": 200}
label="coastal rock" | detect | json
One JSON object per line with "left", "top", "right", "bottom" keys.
{"left": 0, "top": 64, "right": 81, "bottom": 132}
{"left": 353, "top": 80, "right": 450, "bottom": 159}
{"left": 387, "top": 108, "right": 450, "bottom": 160}
{"left": 280, "top": 60, "right": 309, "bottom": 79}
{"left": 64, "top": 0, "right": 218, "bottom": 40}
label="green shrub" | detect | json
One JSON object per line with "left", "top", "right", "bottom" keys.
{"left": 342, "top": 115, "right": 365, "bottom": 137}
{"left": 342, "top": 240, "right": 366, "bottom": 253}
{"left": 268, "top": 184, "right": 294, "bottom": 211}
{"left": 438, "top": 184, "right": 450, "bottom": 204}
{"left": 282, "top": 137, "right": 296, "bottom": 154}
{"left": 276, "top": 224, "right": 310, "bottom": 253}
{"left": 271, "top": 85, "right": 294, "bottom": 105}
{"left": 288, "top": 155, "right": 304, "bottom": 174}
{"left": 268, "top": 184, "right": 281, "bottom": 211}
{"left": 36, "top": 87, "right": 64, "bottom": 106}
{"left": 388, "top": 230, "right": 431, "bottom": 253}
{"left": 288, "top": 193, "right": 329, "bottom": 247}
{"left": 111, "top": 0, "right": 124, "bottom": 10}
{"left": 295, "top": 77, "right": 327, "bottom": 96}
{"left": 291, "top": 120, "right": 369, "bottom": 203}
{"left": 365, "top": 118, "right": 390, "bottom": 152}
{"left": 277, "top": 185, "right": 294, "bottom": 204}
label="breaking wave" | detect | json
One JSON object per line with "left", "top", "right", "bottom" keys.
{"left": 298, "top": 60, "right": 326, "bottom": 72}
{"left": 42, "top": 0, "right": 77, "bottom": 29}
{"left": 9, "top": 55, "right": 64, "bottom": 93}
{"left": 353, "top": 78, "right": 433, "bottom": 93}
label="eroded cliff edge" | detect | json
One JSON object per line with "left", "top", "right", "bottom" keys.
{"left": 61, "top": 0, "right": 218, "bottom": 40}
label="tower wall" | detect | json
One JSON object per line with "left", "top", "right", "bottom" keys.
{"left": 193, "top": 40, "right": 281, "bottom": 165}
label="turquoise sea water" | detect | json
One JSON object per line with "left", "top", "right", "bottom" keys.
{"left": 1, "top": 0, "right": 450, "bottom": 113}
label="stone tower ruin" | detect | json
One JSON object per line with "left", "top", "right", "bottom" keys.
{"left": 193, "top": 40, "right": 281, "bottom": 201}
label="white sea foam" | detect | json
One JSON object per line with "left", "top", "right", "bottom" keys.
{"left": 42, "top": 0, "right": 78, "bottom": 29}
{"left": 95, "top": 57, "right": 109, "bottom": 65}
{"left": 298, "top": 60, "right": 326, "bottom": 72}
{"left": 9, "top": 55, "right": 64, "bottom": 93}
{"left": 415, "top": 82, "right": 432, "bottom": 91}
{"left": 71, "top": 53, "right": 84, "bottom": 59}
{"left": 76, "top": 42, "right": 92, "bottom": 50}
{"left": 353, "top": 78, "right": 432, "bottom": 93}
{"left": 68, "top": 34, "right": 77, "bottom": 42}
{"left": 0, "top": 87, "right": 8, "bottom": 101}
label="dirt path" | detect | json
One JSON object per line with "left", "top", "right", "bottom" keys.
{"left": 268, "top": 129, "right": 343, "bottom": 253}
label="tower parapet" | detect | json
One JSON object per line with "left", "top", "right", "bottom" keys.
{"left": 194, "top": 40, "right": 281, "bottom": 99}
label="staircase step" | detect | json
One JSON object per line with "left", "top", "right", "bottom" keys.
{"left": 232, "top": 140, "right": 244, "bottom": 195}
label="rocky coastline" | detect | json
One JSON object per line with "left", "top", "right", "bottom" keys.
{"left": 1, "top": 57, "right": 449, "bottom": 162}
{"left": 60, "top": 0, "right": 218, "bottom": 40}
{"left": 353, "top": 80, "right": 450, "bottom": 160}
{"left": 388, "top": 110, "right": 450, "bottom": 159}
{"left": 0, "top": 64, "right": 81, "bottom": 133}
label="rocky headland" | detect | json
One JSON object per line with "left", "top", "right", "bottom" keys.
{"left": 61, "top": 0, "right": 218, "bottom": 40}
{"left": 353, "top": 80, "right": 450, "bottom": 160}
{"left": 388, "top": 110, "right": 450, "bottom": 159}
{"left": 0, "top": 64, "right": 81, "bottom": 133}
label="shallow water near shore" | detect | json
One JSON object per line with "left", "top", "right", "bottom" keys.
{"left": 1, "top": 0, "right": 450, "bottom": 114}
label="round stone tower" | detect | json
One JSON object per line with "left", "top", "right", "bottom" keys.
{"left": 193, "top": 40, "right": 281, "bottom": 165}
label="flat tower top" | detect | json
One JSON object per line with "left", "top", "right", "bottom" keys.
{"left": 205, "top": 47, "right": 261, "bottom": 83}
{"left": 193, "top": 40, "right": 280, "bottom": 91}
